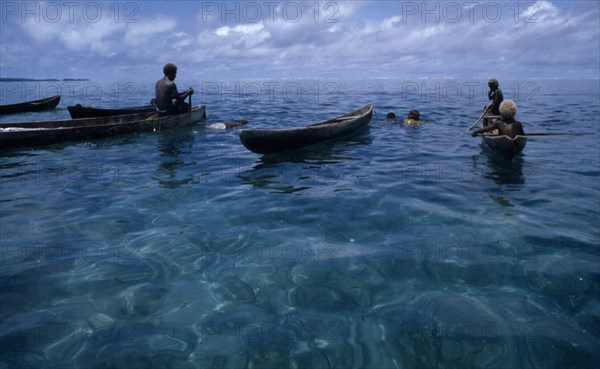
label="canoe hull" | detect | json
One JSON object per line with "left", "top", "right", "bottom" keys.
{"left": 0, "top": 95, "right": 61, "bottom": 115}
{"left": 0, "top": 105, "right": 206, "bottom": 149}
{"left": 67, "top": 105, "right": 157, "bottom": 119}
{"left": 481, "top": 135, "right": 527, "bottom": 160}
{"left": 239, "top": 103, "right": 373, "bottom": 154}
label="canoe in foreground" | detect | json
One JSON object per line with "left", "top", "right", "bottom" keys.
{"left": 67, "top": 103, "right": 156, "bottom": 119}
{"left": 481, "top": 134, "right": 527, "bottom": 160}
{"left": 0, "top": 105, "right": 206, "bottom": 149}
{"left": 0, "top": 95, "right": 61, "bottom": 115}
{"left": 239, "top": 103, "right": 373, "bottom": 154}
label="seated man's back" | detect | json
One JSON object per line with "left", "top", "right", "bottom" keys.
{"left": 155, "top": 77, "right": 177, "bottom": 112}
{"left": 472, "top": 100, "right": 524, "bottom": 139}
{"left": 498, "top": 119, "right": 525, "bottom": 138}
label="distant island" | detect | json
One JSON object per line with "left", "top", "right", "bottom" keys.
{"left": 0, "top": 78, "right": 90, "bottom": 82}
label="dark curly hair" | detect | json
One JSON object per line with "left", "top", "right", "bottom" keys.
{"left": 163, "top": 63, "right": 177, "bottom": 75}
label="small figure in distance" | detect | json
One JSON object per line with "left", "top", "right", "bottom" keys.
{"left": 386, "top": 112, "right": 396, "bottom": 121}
{"left": 472, "top": 100, "right": 524, "bottom": 139}
{"left": 155, "top": 63, "right": 194, "bottom": 116}
{"left": 404, "top": 109, "right": 420, "bottom": 125}
{"left": 485, "top": 78, "right": 504, "bottom": 117}
{"left": 208, "top": 118, "right": 249, "bottom": 130}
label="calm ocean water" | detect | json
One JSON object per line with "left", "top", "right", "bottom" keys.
{"left": 1, "top": 79, "right": 599, "bottom": 368}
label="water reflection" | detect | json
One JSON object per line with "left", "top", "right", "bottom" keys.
{"left": 238, "top": 130, "right": 372, "bottom": 193}
{"left": 155, "top": 127, "right": 196, "bottom": 188}
{"left": 472, "top": 143, "right": 526, "bottom": 185}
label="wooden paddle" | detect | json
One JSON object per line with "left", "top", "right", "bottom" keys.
{"left": 460, "top": 107, "right": 489, "bottom": 136}
{"left": 188, "top": 94, "right": 192, "bottom": 124}
{"left": 144, "top": 113, "right": 159, "bottom": 121}
{"left": 471, "top": 132, "right": 594, "bottom": 137}
{"left": 143, "top": 111, "right": 160, "bottom": 132}
{"left": 519, "top": 132, "right": 594, "bottom": 136}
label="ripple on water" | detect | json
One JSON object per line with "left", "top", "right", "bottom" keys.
{"left": 1, "top": 79, "right": 598, "bottom": 368}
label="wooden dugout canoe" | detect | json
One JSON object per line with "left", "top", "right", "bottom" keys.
{"left": 239, "top": 103, "right": 373, "bottom": 154}
{"left": 0, "top": 105, "right": 206, "bottom": 149}
{"left": 481, "top": 134, "right": 527, "bottom": 160}
{"left": 0, "top": 95, "right": 61, "bottom": 115}
{"left": 67, "top": 103, "right": 156, "bottom": 119}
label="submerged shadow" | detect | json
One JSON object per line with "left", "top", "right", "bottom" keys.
{"left": 154, "top": 126, "right": 197, "bottom": 188}
{"left": 472, "top": 141, "right": 526, "bottom": 185}
{"left": 238, "top": 128, "right": 372, "bottom": 193}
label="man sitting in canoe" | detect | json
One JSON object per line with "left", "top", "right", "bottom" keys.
{"left": 472, "top": 100, "right": 524, "bottom": 138}
{"left": 155, "top": 63, "right": 194, "bottom": 116}
{"left": 404, "top": 109, "right": 420, "bottom": 125}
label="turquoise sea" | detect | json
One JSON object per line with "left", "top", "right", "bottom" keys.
{"left": 1, "top": 79, "right": 599, "bottom": 368}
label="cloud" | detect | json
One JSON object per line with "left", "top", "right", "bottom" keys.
{"left": 3, "top": 1, "right": 599, "bottom": 79}
{"left": 215, "top": 23, "right": 271, "bottom": 48}
{"left": 188, "top": 0, "right": 596, "bottom": 78}
{"left": 19, "top": 14, "right": 125, "bottom": 55}
{"left": 170, "top": 33, "right": 193, "bottom": 51}
{"left": 123, "top": 17, "right": 177, "bottom": 46}
{"left": 18, "top": 5, "right": 176, "bottom": 56}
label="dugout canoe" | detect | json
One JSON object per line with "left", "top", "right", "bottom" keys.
{"left": 481, "top": 134, "right": 527, "bottom": 160}
{"left": 67, "top": 103, "right": 156, "bottom": 119}
{"left": 239, "top": 103, "right": 373, "bottom": 154}
{"left": 0, "top": 95, "right": 61, "bottom": 115}
{"left": 0, "top": 105, "right": 206, "bottom": 149}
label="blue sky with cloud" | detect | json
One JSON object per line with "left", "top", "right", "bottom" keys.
{"left": 1, "top": 1, "right": 598, "bottom": 81}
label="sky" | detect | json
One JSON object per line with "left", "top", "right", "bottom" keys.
{"left": 0, "top": 0, "right": 599, "bottom": 82}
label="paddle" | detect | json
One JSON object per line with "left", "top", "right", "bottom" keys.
{"left": 459, "top": 107, "right": 489, "bottom": 137}
{"left": 471, "top": 132, "right": 594, "bottom": 137}
{"left": 145, "top": 113, "right": 159, "bottom": 121}
{"left": 518, "top": 132, "right": 594, "bottom": 136}
{"left": 188, "top": 94, "right": 192, "bottom": 124}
